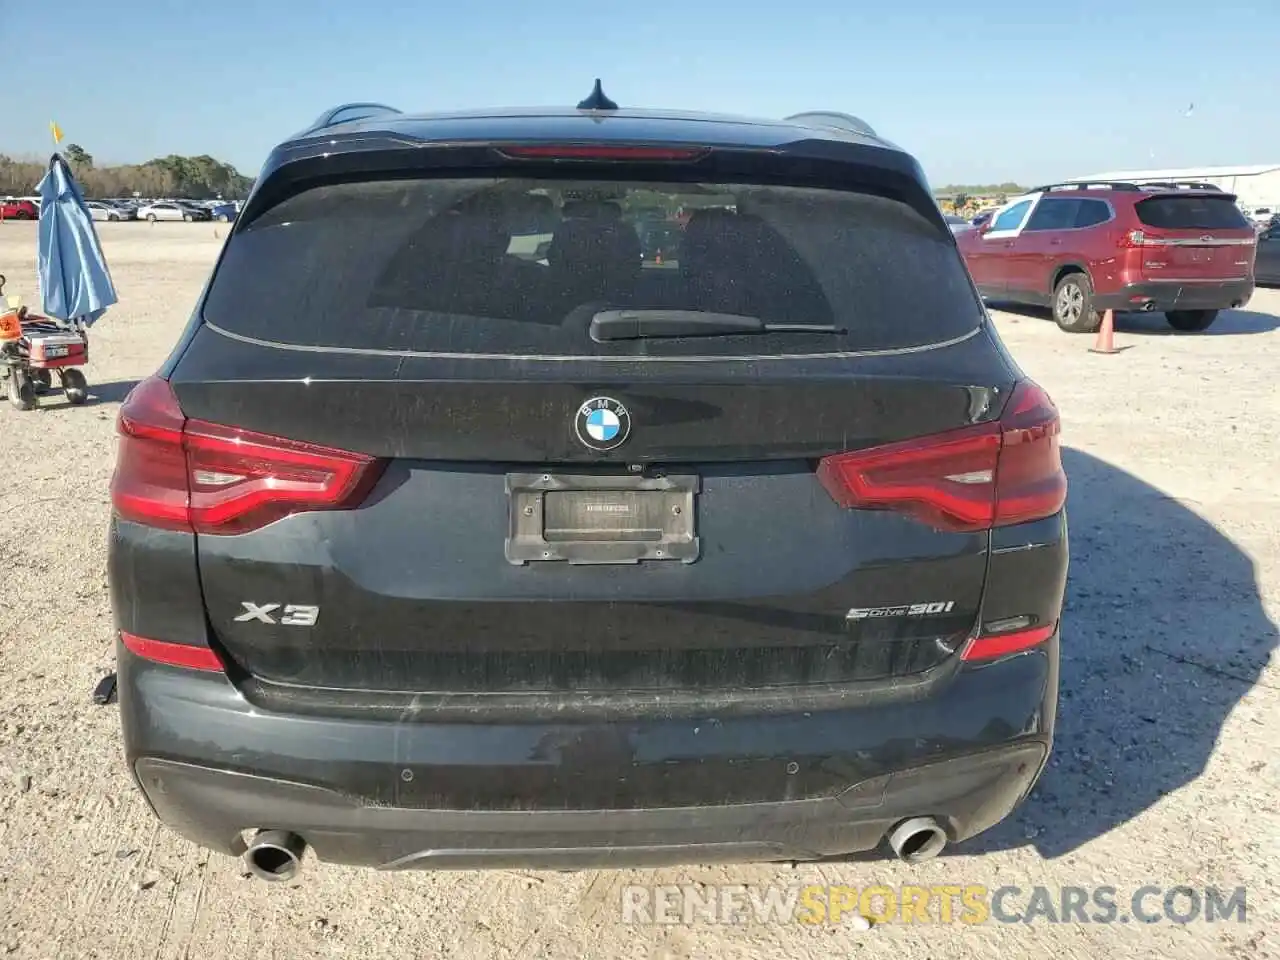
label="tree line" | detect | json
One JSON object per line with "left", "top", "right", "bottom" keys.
{"left": 935, "top": 182, "right": 1030, "bottom": 196}
{"left": 934, "top": 183, "right": 1030, "bottom": 214}
{"left": 0, "top": 145, "right": 253, "bottom": 200}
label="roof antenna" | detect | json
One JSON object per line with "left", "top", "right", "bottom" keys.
{"left": 577, "top": 79, "right": 618, "bottom": 111}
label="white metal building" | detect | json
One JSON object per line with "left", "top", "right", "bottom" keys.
{"left": 1069, "top": 164, "right": 1280, "bottom": 210}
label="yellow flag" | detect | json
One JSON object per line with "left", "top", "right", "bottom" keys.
{"left": 50, "top": 121, "right": 63, "bottom": 144}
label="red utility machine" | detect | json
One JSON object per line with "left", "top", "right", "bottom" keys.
{"left": 0, "top": 274, "right": 90, "bottom": 409}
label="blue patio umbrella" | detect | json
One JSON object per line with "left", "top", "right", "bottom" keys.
{"left": 36, "top": 154, "right": 117, "bottom": 326}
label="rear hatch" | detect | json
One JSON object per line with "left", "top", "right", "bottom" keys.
{"left": 1131, "top": 192, "right": 1256, "bottom": 280}
{"left": 156, "top": 143, "right": 1054, "bottom": 700}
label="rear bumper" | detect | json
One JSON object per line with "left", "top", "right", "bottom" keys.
{"left": 120, "top": 637, "right": 1057, "bottom": 871}
{"left": 1094, "top": 278, "right": 1254, "bottom": 312}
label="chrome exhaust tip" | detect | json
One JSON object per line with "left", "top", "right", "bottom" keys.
{"left": 244, "top": 830, "right": 307, "bottom": 882}
{"left": 887, "top": 817, "right": 948, "bottom": 862}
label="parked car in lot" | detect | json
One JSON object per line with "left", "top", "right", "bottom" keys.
{"left": 943, "top": 214, "right": 971, "bottom": 234}
{"left": 183, "top": 201, "right": 214, "bottom": 218}
{"left": 103, "top": 199, "right": 139, "bottom": 218}
{"left": 1245, "top": 206, "right": 1275, "bottom": 226}
{"left": 957, "top": 181, "right": 1257, "bottom": 332}
{"left": 204, "top": 200, "right": 238, "bottom": 222}
{"left": 1, "top": 198, "right": 38, "bottom": 220}
{"left": 136, "top": 200, "right": 211, "bottom": 222}
{"left": 1254, "top": 222, "right": 1280, "bottom": 284}
{"left": 86, "top": 201, "right": 127, "bottom": 222}
{"left": 110, "top": 97, "right": 1069, "bottom": 880}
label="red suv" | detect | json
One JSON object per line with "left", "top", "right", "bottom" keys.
{"left": 0, "top": 198, "right": 37, "bottom": 221}
{"left": 957, "top": 182, "right": 1257, "bottom": 332}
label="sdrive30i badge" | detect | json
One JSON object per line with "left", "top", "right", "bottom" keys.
{"left": 846, "top": 601, "right": 956, "bottom": 620}
{"left": 575, "top": 396, "right": 631, "bottom": 452}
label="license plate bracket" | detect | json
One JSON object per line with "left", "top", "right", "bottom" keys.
{"left": 506, "top": 472, "right": 700, "bottom": 565}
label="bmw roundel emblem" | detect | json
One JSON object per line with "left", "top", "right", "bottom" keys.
{"left": 575, "top": 396, "right": 631, "bottom": 451}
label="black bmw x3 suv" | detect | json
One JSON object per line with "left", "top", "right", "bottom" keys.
{"left": 109, "top": 88, "right": 1069, "bottom": 880}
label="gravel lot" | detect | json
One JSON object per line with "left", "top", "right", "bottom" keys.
{"left": 0, "top": 221, "right": 1276, "bottom": 960}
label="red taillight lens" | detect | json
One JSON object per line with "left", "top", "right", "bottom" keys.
{"left": 497, "top": 144, "right": 708, "bottom": 161}
{"left": 184, "top": 420, "right": 380, "bottom": 534}
{"left": 817, "top": 423, "right": 1002, "bottom": 531}
{"left": 991, "top": 381, "right": 1067, "bottom": 527}
{"left": 962, "top": 623, "right": 1056, "bottom": 661}
{"left": 121, "top": 632, "right": 224, "bottom": 672}
{"left": 816, "top": 381, "right": 1066, "bottom": 532}
{"left": 111, "top": 377, "right": 383, "bottom": 535}
{"left": 113, "top": 377, "right": 190, "bottom": 531}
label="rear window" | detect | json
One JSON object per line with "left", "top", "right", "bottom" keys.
{"left": 203, "top": 177, "right": 981, "bottom": 358}
{"left": 1134, "top": 195, "right": 1251, "bottom": 230}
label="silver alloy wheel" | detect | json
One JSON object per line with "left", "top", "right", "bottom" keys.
{"left": 1056, "top": 282, "right": 1084, "bottom": 323}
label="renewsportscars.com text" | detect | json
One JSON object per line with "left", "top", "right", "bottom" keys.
{"left": 620, "top": 884, "right": 1248, "bottom": 926}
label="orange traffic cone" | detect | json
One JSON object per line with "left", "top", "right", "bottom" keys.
{"left": 1089, "top": 310, "right": 1120, "bottom": 354}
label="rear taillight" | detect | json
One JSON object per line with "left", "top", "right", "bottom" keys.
{"left": 816, "top": 380, "right": 1066, "bottom": 532}
{"left": 183, "top": 420, "right": 379, "bottom": 534}
{"left": 1120, "top": 229, "right": 1146, "bottom": 248}
{"left": 111, "top": 377, "right": 383, "bottom": 535}
{"left": 991, "top": 381, "right": 1068, "bottom": 526}
{"left": 112, "top": 377, "right": 190, "bottom": 530}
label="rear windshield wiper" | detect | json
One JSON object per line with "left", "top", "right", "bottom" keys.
{"left": 590, "top": 310, "right": 846, "bottom": 342}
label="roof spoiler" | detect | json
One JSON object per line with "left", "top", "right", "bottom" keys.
{"left": 298, "top": 102, "right": 403, "bottom": 137}
{"left": 784, "top": 111, "right": 877, "bottom": 138}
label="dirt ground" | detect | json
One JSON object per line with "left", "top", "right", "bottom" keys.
{"left": 0, "top": 221, "right": 1276, "bottom": 960}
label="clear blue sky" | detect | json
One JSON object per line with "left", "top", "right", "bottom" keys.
{"left": 6, "top": 0, "right": 1278, "bottom": 186}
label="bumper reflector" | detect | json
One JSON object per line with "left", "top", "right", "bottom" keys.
{"left": 121, "top": 632, "right": 224, "bottom": 672}
{"left": 961, "top": 623, "right": 1056, "bottom": 662}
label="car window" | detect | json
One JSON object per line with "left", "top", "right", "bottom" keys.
{"left": 1025, "top": 198, "right": 1079, "bottom": 232}
{"left": 1074, "top": 200, "right": 1111, "bottom": 228}
{"left": 1134, "top": 196, "right": 1251, "bottom": 230}
{"left": 990, "top": 199, "right": 1033, "bottom": 232}
{"left": 204, "top": 177, "right": 983, "bottom": 358}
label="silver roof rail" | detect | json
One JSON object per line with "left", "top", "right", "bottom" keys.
{"left": 301, "top": 102, "right": 403, "bottom": 136}
{"left": 1034, "top": 181, "right": 1144, "bottom": 193}
{"left": 1132, "top": 180, "right": 1223, "bottom": 192}
{"left": 784, "top": 111, "right": 877, "bottom": 138}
